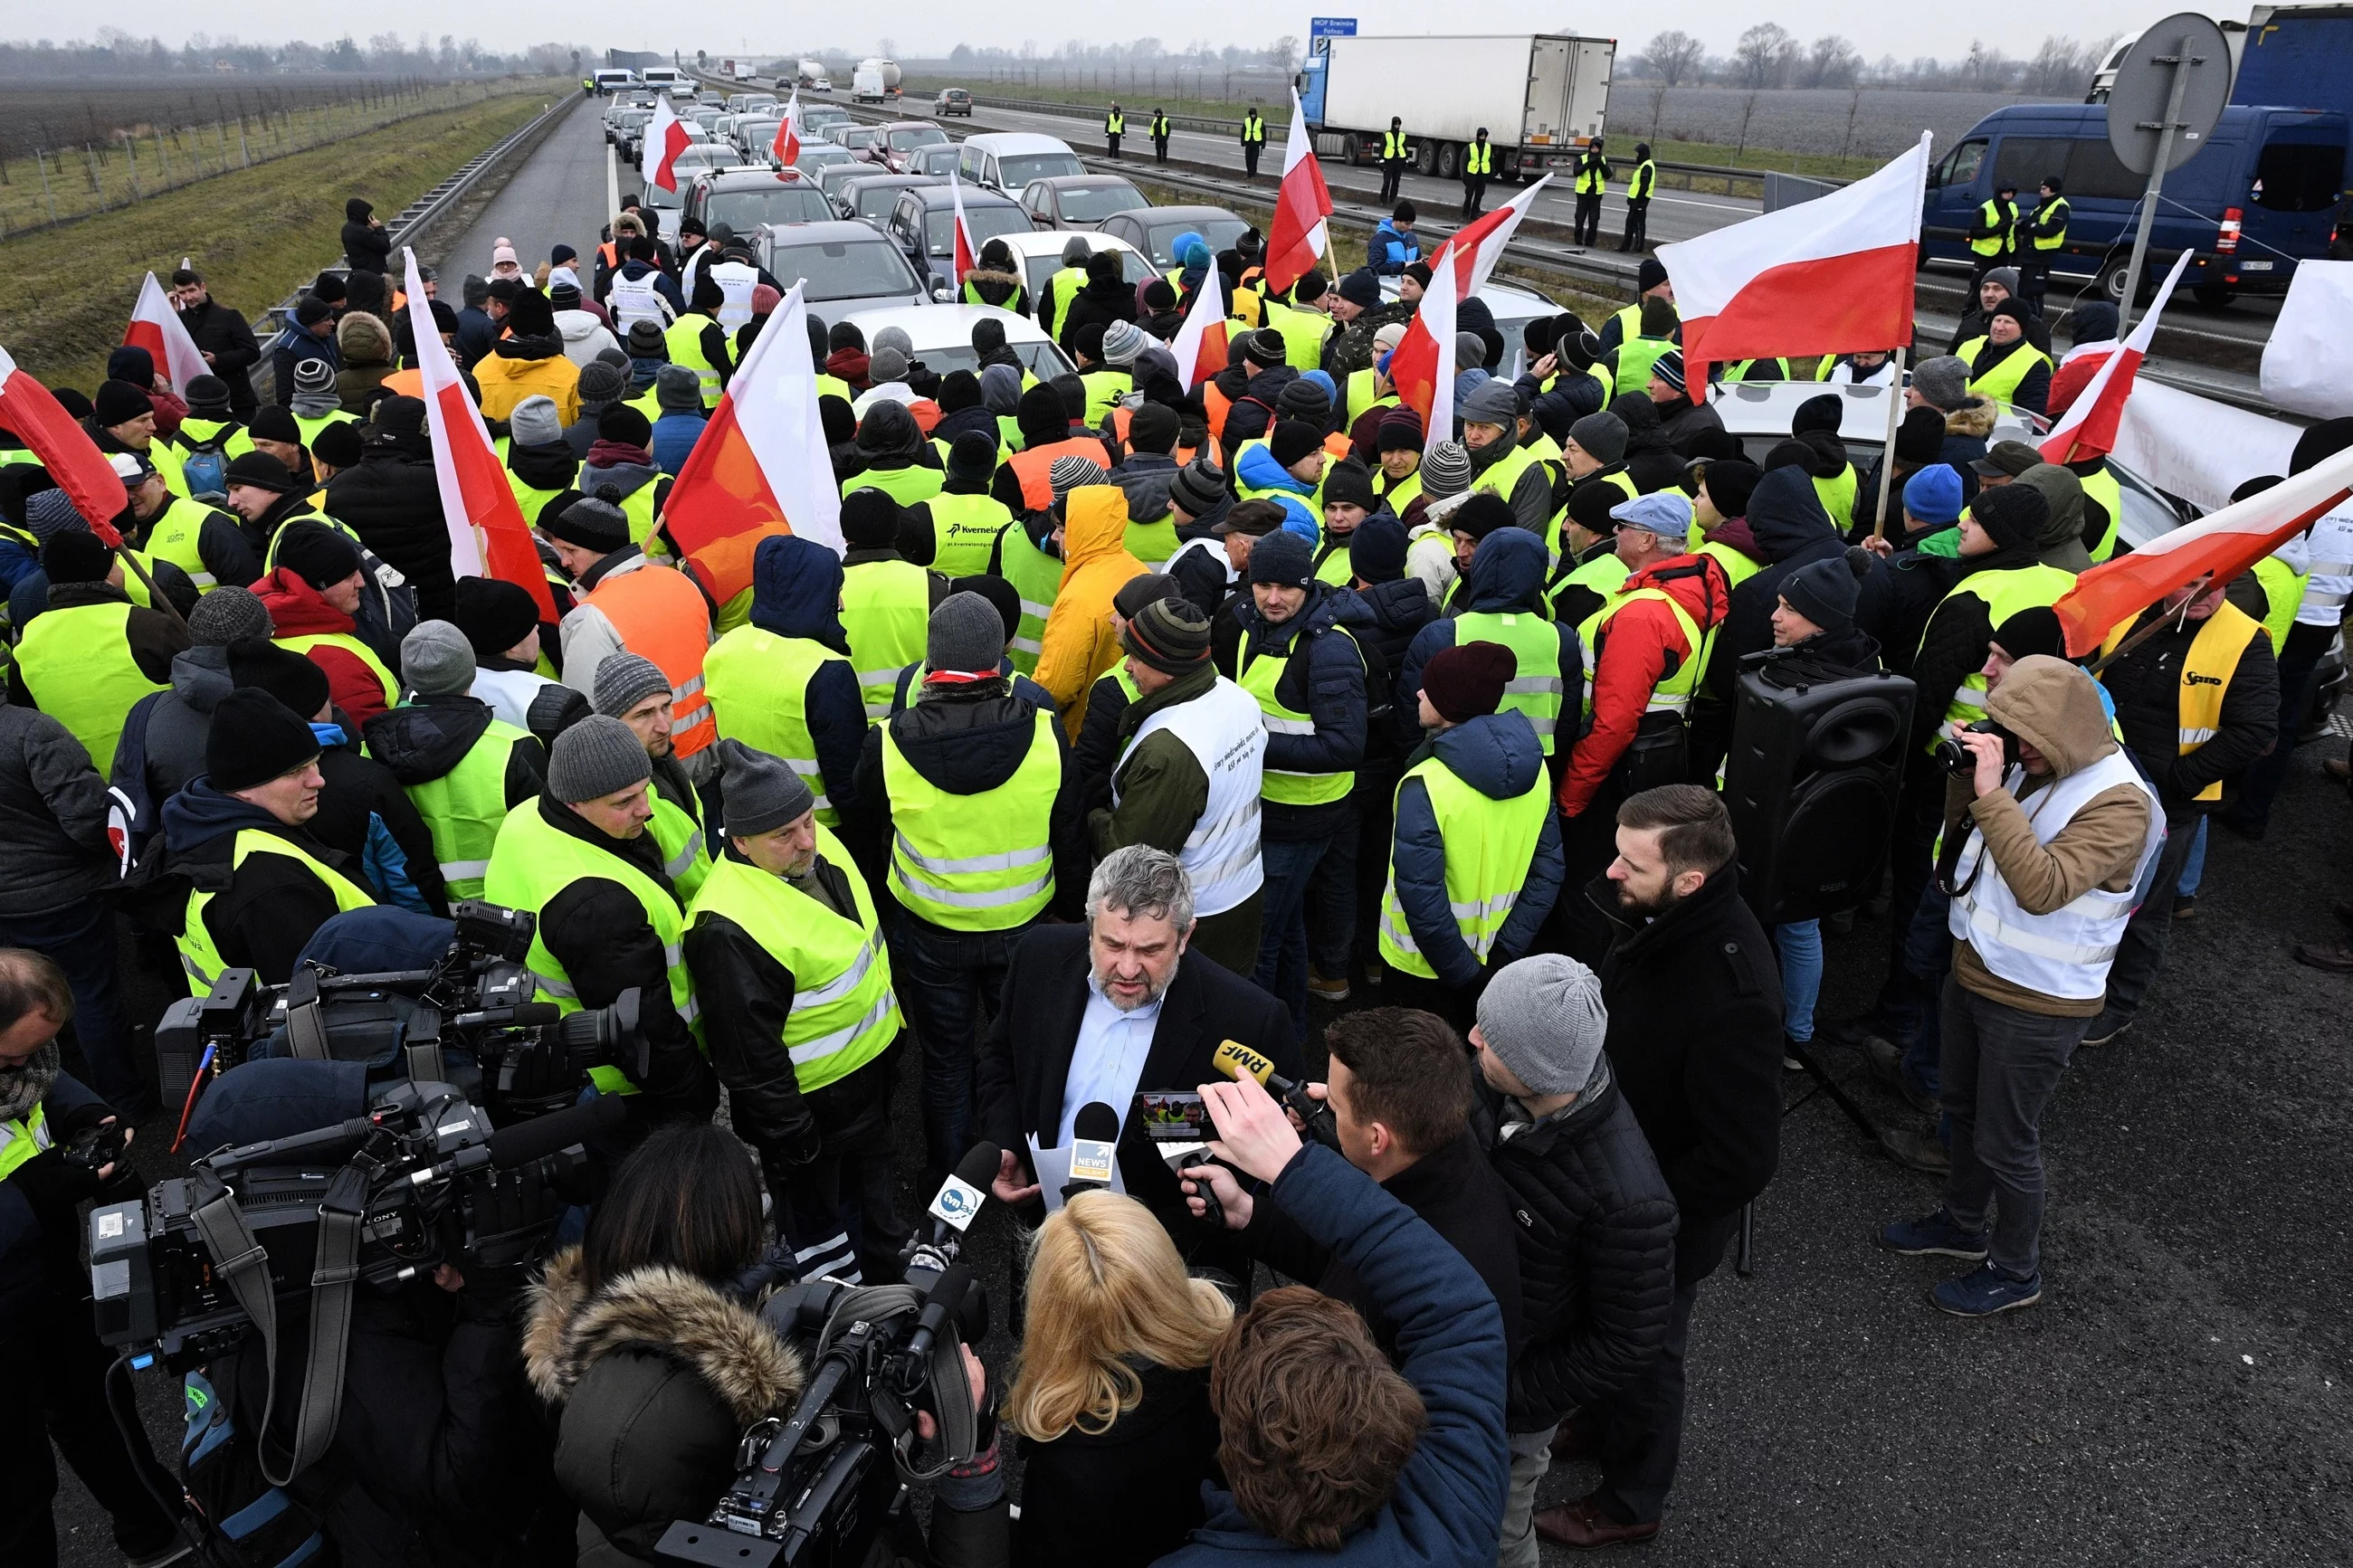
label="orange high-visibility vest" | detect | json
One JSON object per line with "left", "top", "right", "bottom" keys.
{"left": 1008, "top": 436, "right": 1110, "bottom": 512}
{"left": 1205, "top": 382, "right": 1232, "bottom": 441}
{"left": 582, "top": 565, "right": 716, "bottom": 756}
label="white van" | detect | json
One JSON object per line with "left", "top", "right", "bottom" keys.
{"left": 640, "top": 66, "right": 691, "bottom": 96}
{"left": 956, "top": 133, "right": 1085, "bottom": 195}
{"left": 591, "top": 69, "right": 637, "bottom": 95}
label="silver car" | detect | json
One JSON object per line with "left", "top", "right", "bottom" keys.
{"left": 758, "top": 220, "right": 934, "bottom": 313}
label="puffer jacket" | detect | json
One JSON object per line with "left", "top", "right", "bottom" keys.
{"left": 1390, "top": 709, "right": 1563, "bottom": 984}
{"left": 557, "top": 309, "right": 623, "bottom": 368}
{"left": 326, "top": 440, "right": 458, "bottom": 621}
{"left": 526, "top": 1246, "right": 805, "bottom": 1565}
{"left": 1558, "top": 551, "right": 1729, "bottom": 817}
{"left": 112, "top": 644, "right": 234, "bottom": 830}
{"left": 335, "top": 311, "right": 399, "bottom": 413}
{"left": 1398, "top": 527, "right": 1572, "bottom": 725}
{"left": 1220, "top": 581, "right": 1369, "bottom": 840}
{"left": 475, "top": 333, "right": 583, "bottom": 424}
{"left": 253, "top": 567, "right": 395, "bottom": 725}
{"left": 1231, "top": 442, "right": 1322, "bottom": 539}
{"left": 1477, "top": 1061, "right": 1679, "bottom": 1431}
{"left": 961, "top": 267, "right": 1030, "bottom": 315}
{"left": 310, "top": 715, "right": 449, "bottom": 917}
{"left": 1034, "top": 486, "right": 1146, "bottom": 735}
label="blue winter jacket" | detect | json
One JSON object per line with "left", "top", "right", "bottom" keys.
{"left": 1232, "top": 442, "right": 1322, "bottom": 542}
{"left": 1390, "top": 710, "right": 1565, "bottom": 985}
{"left": 1399, "top": 527, "right": 1575, "bottom": 715}
{"left": 650, "top": 409, "right": 707, "bottom": 475}
{"left": 1152, "top": 1143, "right": 1510, "bottom": 1568}
{"left": 1368, "top": 219, "right": 1422, "bottom": 276}
{"left": 748, "top": 534, "right": 869, "bottom": 816}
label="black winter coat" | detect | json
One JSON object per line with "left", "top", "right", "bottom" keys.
{"left": 1591, "top": 864, "right": 1782, "bottom": 1285}
{"left": 1015, "top": 1360, "right": 1220, "bottom": 1568}
{"left": 177, "top": 297, "right": 264, "bottom": 413}
{"left": 0, "top": 704, "right": 119, "bottom": 917}
{"left": 2100, "top": 603, "right": 2280, "bottom": 817}
{"left": 1216, "top": 584, "right": 1368, "bottom": 841}
{"left": 326, "top": 442, "right": 458, "bottom": 622}
{"left": 342, "top": 210, "right": 393, "bottom": 274}
{"left": 1700, "top": 470, "right": 1848, "bottom": 708}
{"left": 1341, "top": 575, "right": 1437, "bottom": 759}
{"left": 1057, "top": 277, "right": 1139, "bottom": 352}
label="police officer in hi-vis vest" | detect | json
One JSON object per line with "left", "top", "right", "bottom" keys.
{"left": 1241, "top": 104, "right": 1268, "bottom": 178}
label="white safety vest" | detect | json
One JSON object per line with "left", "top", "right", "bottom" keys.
{"left": 1947, "top": 748, "right": 2163, "bottom": 1002}
{"left": 471, "top": 667, "right": 563, "bottom": 735}
{"left": 2296, "top": 502, "right": 2353, "bottom": 628}
{"left": 710, "top": 261, "right": 759, "bottom": 330}
{"left": 1115, "top": 676, "right": 1267, "bottom": 917}
{"left": 609, "top": 269, "right": 671, "bottom": 332}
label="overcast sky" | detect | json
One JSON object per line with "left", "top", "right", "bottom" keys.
{"left": 0, "top": 0, "right": 2228, "bottom": 65}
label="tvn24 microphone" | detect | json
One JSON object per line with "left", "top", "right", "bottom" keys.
{"left": 1210, "top": 1039, "right": 1339, "bottom": 1150}
{"left": 1061, "top": 1100, "right": 1119, "bottom": 1202}
{"left": 924, "top": 1140, "right": 1002, "bottom": 1248}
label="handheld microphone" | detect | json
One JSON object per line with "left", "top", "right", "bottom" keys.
{"left": 1210, "top": 1039, "right": 1339, "bottom": 1150}
{"left": 925, "top": 1140, "right": 1001, "bottom": 1247}
{"left": 1061, "top": 1100, "right": 1119, "bottom": 1202}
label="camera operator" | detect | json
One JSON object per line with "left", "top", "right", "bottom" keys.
{"left": 684, "top": 741, "right": 909, "bottom": 1286}
{"left": 1005, "top": 1189, "right": 1233, "bottom": 1566}
{"left": 482, "top": 716, "right": 719, "bottom": 1126}
{"left": 1880, "top": 656, "right": 2158, "bottom": 1317}
{"left": 1159, "top": 1074, "right": 1509, "bottom": 1567}
{"left": 1182, "top": 1007, "right": 1522, "bottom": 1362}
{"left": 189, "top": 1059, "right": 567, "bottom": 1567}
{"left": 161, "top": 687, "right": 379, "bottom": 991}
{"left": 531, "top": 1120, "right": 1007, "bottom": 1567}
{"left": 0, "top": 950, "right": 185, "bottom": 1568}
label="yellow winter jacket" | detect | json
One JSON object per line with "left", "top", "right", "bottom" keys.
{"left": 1034, "top": 485, "right": 1147, "bottom": 737}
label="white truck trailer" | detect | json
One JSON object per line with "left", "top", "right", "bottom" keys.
{"left": 1299, "top": 33, "right": 1615, "bottom": 180}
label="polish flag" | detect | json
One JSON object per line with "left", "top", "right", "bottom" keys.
{"left": 2053, "top": 438, "right": 2353, "bottom": 655}
{"left": 123, "top": 272, "right": 210, "bottom": 394}
{"left": 663, "top": 279, "right": 841, "bottom": 606}
{"left": 1168, "top": 249, "right": 1229, "bottom": 389}
{"left": 1428, "top": 176, "right": 1553, "bottom": 300}
{"left": 772, "top": 90, "right": 802, "bottom": 176}
{"left": 0, "top": 341, "right": 129, "bottom": 546}
{"left": 1656, "top": 132, "right": 1930, "bottom": 384}
{"left": 642, "top": 97, "right": 692, "bottom": 194}
{"left": 948, "top": 170, "right": 978, "bottom": 285}
{"left": 1262, "top": 88, "right": 1332, "bottom": 297}
{"left": 402, "top": 248, "right": 556, "bottom": 621}
{"left": 1385, "top": 245, "right": 1460, "bottom": 460}
{"left": 2041, "top": 248, "right": 2193, "bottom": 465}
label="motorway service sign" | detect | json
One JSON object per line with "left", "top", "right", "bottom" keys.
{"left": 1310, "top": 18, "right": 1358, "bottom": 38}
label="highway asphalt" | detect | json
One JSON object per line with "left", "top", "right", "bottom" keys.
{"left": 416, "top": 93, "right": 619, "bottom": 290}
{"left": 48, "top": 98, "right": 2353, "bottom": 1564}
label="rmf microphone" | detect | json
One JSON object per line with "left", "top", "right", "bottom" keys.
{"left": 1210, "top": 1039, "right": 1340, "bottom": 1150}
{"left": 1061, "top": 1100, "right": 1120, "bottom": 1202}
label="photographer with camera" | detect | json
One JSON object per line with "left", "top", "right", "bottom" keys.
{"left": 0, "top": 950, "right": 186, "bottom": 1568}
{"left": 483, "top": 716, "right": 718, "bottom": 1126}
{"left": 1880, "top": 656, "right": 2159, "bottom": 1316}
{"left": 162, "top": 687, "right": 379, "bottom": 991}
{"left": 685, "top": 740, "right": 909, "bottom": 1287}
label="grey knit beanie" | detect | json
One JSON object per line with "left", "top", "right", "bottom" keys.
{"left": 186, "top": 584, "right": 275, "bottom": 646}
{"left": 1910, "top": 355, "right": 1971, "bottom": 413}
{"left": 928, "top": 592, "right": 1008, "bottom": 677}
{"left": 592, "top": 652, "right": 672, "bottom": 718}
{"left": 1476, "top": 955, "right": 1609, "bottom": 1096}
{"left": 509, "top": 394, "right": 564, "bottom": 448}
{"left": 716, "top": 737, "right": 814, "bottom": 836}
{"left": 1419, "top": 440, "right": 1472, "bottom": 500}
{"left": 401, "top": 620, "right": 476, "bottom": 698}
{"left": 1567, "top": 411, "right": 1628, "bottom": 467}
{"left": 547, "top": 714, "right": 653, "bottom": 804}
{"left": 655, "top": 364, "right": 703, "bottom": 413}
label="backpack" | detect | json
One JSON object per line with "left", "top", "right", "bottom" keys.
{"left": 180, "top": 1366, "right": 335, "bottom": 1567}
{"left": 178, "top": 427, "right": 240, "bottom": 500}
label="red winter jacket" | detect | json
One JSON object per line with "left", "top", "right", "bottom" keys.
{"left": 1559, "top": 553, "right": 1729, "bottom": 818}
{"left": 251, "top": 567, "right": 392, "bottom": 727}
{"left": 2045, "top": 347, "right": 2112, "bottom": 421}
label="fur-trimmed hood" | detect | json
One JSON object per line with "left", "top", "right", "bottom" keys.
{"left": 523, "top": 1245, "right": 804, "bottom": 1425}
{"left": 1944, "top": 397, "right": 1997, "bottom": 439}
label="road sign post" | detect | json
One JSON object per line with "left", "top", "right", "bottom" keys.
{"left": 2105, "top": 13, "right": 2233, "bottom": 337}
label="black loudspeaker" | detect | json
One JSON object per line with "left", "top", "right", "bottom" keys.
{"left": 1725, "top": 659, "right": 1916, "bottom": 926}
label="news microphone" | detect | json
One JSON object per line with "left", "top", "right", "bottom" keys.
{"left": 925, "top": 1139, "right": 1001, "bottom": 1247}
{"left": 1210, "top": 1039, "right": 1339, "bottom": 1150}
{"left": 1061, "top": 1101, "right": 1119, "bottom": 1202}
{"left": 484, "top": 1093, "right": 627, "bottom": 1171}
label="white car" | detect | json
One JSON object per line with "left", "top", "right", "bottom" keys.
{"left": 987, "top": 230, "right": 1157, "bottom": 304}
{"left": 956, "top": 132, "right": 1085, "bottom": 195}
{"left": 835, "top": 303, "right": 1078, "bottom": 381}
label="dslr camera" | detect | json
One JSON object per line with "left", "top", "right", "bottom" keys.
{"left": 1934, "top": 718, "right": 2020, "bottom": 779}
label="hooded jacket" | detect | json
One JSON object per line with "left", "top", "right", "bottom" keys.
{"left": 1952, "top": 656, "right": 2159, "bottom": 1016}
{"left": 303, "top": 713, "right": 447, "bottom": 916}
{"left": 361, "top": 694, "right": 548, "bottom": 803}
{"left": 1223, "top": 581, "right": 1369, "bottom": 840}
{"left": 476, "top": 330, "right": 583, "bottom": 425}
{"left": 557, "top": 309, "right": 624, "bottom": 368}
{"left": 961, "top": 266, "right": 1030, "bottom": 315}
{"left": 1390, "top": 710, "right": 1565, "bottom": 984}
{"left": 334, "top": 311, "right": 398, "bottom": 413}
{"left": 327, "top": 436, "right": 458, "bottom": 622}
{"left": 110, "top": 644, "right": 232, "bottom": 845}
{"left": 1034, "top": 488, "right": 1147, "bottom": 734}
{"left": 1938, "top": 396, "right": 1998, "bottom": 486}
{"left": 1700, "top": 469, "right": 1848, "bottom": 711}
{"left": 1232, "top": 442, "right": 1323, "bottom": 539}
{"left": 254, "top": 566, "right": 396, "bottom": 725}
{"left": 1398, "top": 528, "right": 1572, "bottom": 732}
{"left": 2017, "top": 463, "right": 2095, "bottom": 573}
{"left": 738, "top": 537, "right": 868, "bottom": 817}
{"left": 1558, "top": 552, "right": 1729, "bottom": 818}
{"left": 580, "top": 439, "right": 670, "bottom": 523}
{"left": 341, "top": 198, "right": 391, "bottom": 273}
{"left": 158, "top": 782, "right": 379, "bottom": 983}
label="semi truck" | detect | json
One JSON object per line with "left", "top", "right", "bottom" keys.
{"left": 1298, "top": 33, "right": 1615, "bottom": 181}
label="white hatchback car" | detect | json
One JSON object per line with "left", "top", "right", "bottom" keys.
{"left": 834, "top": 303, "right": 1077, "bottom": 381}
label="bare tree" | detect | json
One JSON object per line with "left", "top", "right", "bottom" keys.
{"left": 1263, "top": 35, "right": 1300, "bottom": 70}
{"left": 1735, "top": 90, "right": 1760, "bottom": 158}
{"left": 1644, "top": 29, "right": 1706, "bottom": 87}
{"left": 2022, "top": 33, "right": 2117, "bottom": 95}
{"left": 1803, "top": 34, "right": 1862, "bottom": 90}
{"left": 1733, "top": 23, "right": 1798, "bottom": 90}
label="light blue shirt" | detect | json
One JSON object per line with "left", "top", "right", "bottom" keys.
{"left": 1056, "top": 966, "right": 1166, "bottom": 1146}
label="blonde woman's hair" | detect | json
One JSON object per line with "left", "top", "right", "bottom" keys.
{"left": 1004, "top": 1190, "right": 1234, "bottom": 1441}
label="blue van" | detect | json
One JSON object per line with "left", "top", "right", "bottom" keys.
{"left": 1920, "top": 102, "right": 2347, "bottom": 306}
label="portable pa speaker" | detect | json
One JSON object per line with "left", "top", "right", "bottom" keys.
{"left": 1724, "top": 660, "right": 1916, "bottom": 925}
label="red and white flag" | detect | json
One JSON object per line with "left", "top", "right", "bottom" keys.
{"left": 664, "top": 279, "right": 841, "bottom": 606}
{"left": 2053, "top": 439, "right": 2353, "bottom": 655}
{"left": 0, "top": 340, "right": 129, "bottom": 545}
{"left": 1429, "top": 176, "right": 1553, "bottom": 300}
{"left": 948, "top": 171, "right": 978, "bottom": 285}
{"left": 1657, "top": 132, "right": 1930, "bottom": 383}
{"left": 1168, "top": 252, "right": 1229, "bottom": 389}
{"left": 124, "top": 272, "right": 209, "bottom": 394}
{"left": 1385, "top": 245, "right": 1460, "bottom": 461}
{"left": 642, "top": 97, "right": 692, "bottom": 194}
{"left": 2041, "top": 248, "right": 2193, "bottom": 465}
{"left": 772, "top": 90, "right": 803, "bottom": 175}
{"left": 1263, "top": 88, "right": 1332, "bottom": 297}
{"left": 402, "top": 248, "right": 556, "bottom": 621}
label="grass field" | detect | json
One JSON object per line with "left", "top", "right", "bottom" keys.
{"left": 0, "top": 75, "right": 451, "bottom": 163}
{"left": 0, "top": 87, "right": 557, "bottom": 393}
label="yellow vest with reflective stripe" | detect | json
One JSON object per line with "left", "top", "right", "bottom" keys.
{"left": 1346, "top": 368, "right": 1396, "bottom": 429}
{"left": 291, "top": 409, "right": 357, "bottom": 452}
{"left": 1454, "top": 612, "right": 1565, "bottom": 755}
{"left": 1466, "top": 141, "right": 1492, "bottom": 176}
{"left": 705, "top": 627, "right": 853, "bottom": 825}
{"left": 509, "top": 458, "right": 580, "bottom": 527}
{"left": 1126, "top": 516, "right": 1182, "bottom": 568}
{"left": 2080, "top": 465, "right": 2124, "bottom": 563}
{"left": 1239, "top": 627, "right": 1360, "bottom": 805}
{"left": 843, "top": 463, "right": 946, "bottom": 506}
{"left": 882, "top": 709, "right": 1059, "bottom": 930}
{"left": 179, "top": 831, "right": 376, "bottom": 994}
{"left": 1614, "top": 336, "right": 1674, "bottom": 397}
{"left": 262, "top": 509, "right": 348, "bottom": 570}
{"left": 1243, "top": 114, "right": 1266, "bottom": 145}
{"left": 651, "top": 786, "right": 711, "bottom": 901}
{"left": 1576, "top": 154, "right": 1606, "bottom": 195}
{"left": 1081, "top": 369, "right": 1132, "bottom": 426}
{"left": 2253, "top": 555, "right": 2309, "bottom": 649}
{"left": 1627, "top": 160, "right": 1656, "bottom": 199}
{"left": 1047, "top": 269, "right": 1087, "bottom": 337}
{"left": 1577, "top": 586, "right": 1705, "bottom": 723}
{"left": 1377, "top": 749, "right": 1550, "bottom": 979}
{"left": 663, "top": 315, "right": 723, "bottom": 408}
{"left": 1970, "top": 198, "right": 2014, "bottom": 258}
{"left": 1812, "top": 467, "right": 1859, "bottom": 530}
{"left": 16, "top": 601, "right": 169, "bottom": 776}
{"left": 841, "top": 559, "right": 934, "bottom": 720}
{"left": 141, "top": 496, "right": 239, "bottom": 590}
{"left": 0, "top": 1105, "right": 52, "bottom": 1183}
{"left": 1263, "top": 299, "right": 1331, "bottom": 374}
{"left": 481, "top": 800, "right": 699, "bottom": 1093}
{"left": 997, "top": 526, "right": 1062, "bottom": 676}
{"left": 685, "top": 836, "right": 899, "bottom": 1094}
{"left": 1966, "top": 340, "right": 2052, "bottom": 408}
{"left": 1384, "top": 130, "right": 1409, "bottom": 160}
{"left": 1106, "top": 111, "right": 1125, "bottom": 134}
{"left": 1921, "top": 564, "right": 2077, "bottom": 749}
{"left": 401, "top": 717, "right": 532, "bottom": 899}
{"left": 276, "top": 632, "right": 399, "bottom": 712}
{"left": 929, "top": 492, "right": 1015, "bottom": 578}
{"left": 2100, "top": 601, "right": 2266, "bottom": 802}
